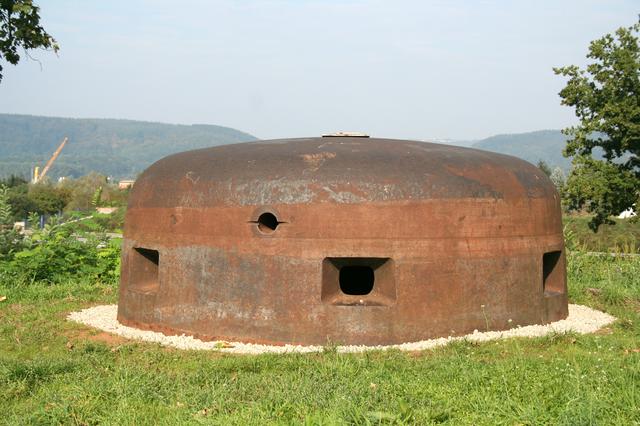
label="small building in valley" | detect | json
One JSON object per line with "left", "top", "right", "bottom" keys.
{"left": 118, "top": 180, "right": 135, "bottom": 190}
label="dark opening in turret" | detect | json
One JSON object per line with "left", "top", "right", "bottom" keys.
{"left": 339, "top": 266, "right": 375, "bottom": 295}
{"left": 257, "top": 212, "right": 279, "bottom": 233}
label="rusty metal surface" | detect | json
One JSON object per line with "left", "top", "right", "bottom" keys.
{"left": 117, "top": 137, "right": 568, "bottom": 346}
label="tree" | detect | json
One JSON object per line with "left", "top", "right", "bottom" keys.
{"left": 59, "top": 173, "right": 110, "bottom": 211}
{"left": 0, "top": 0, "right": 58, "bottom": 83}
{"left": 554, "top": 19, "right": 640, "bottom": 230}
{"left": 0, "top": 174, "right": 28, "bottom": 187}
{"left": 563, "top": 156, "right": 637, "bottom": 225}
{"left": 28, "top": 183, "right": 70, "bottom": 215}
{"left": 536, "top": 160, "right": 552, "bottom": 177}
{"left": 7, "top": 184, "right": 35, "bottom": 220}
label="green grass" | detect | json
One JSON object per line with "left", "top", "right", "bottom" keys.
{"left": 1, "top": 253, "right": 639, "bottom": 425}
{"left": 564, "top": 215, "right": 640, "bottom": 253}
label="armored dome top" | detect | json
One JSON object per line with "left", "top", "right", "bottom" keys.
{"left": 129, "top": 137, "right": 555, "bottom": 208}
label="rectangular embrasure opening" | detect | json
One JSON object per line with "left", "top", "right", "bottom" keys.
{"left": 340, "top": 265, "right": 375, "bottom": 295}
{"left": 129, "top": 247, "right": 159, "bottom": 294}
{"left": 543, "top": 250, "right": 563, "bottom": 295}
{"left": 322, "top": 257, "right": 395, "bottom": 306}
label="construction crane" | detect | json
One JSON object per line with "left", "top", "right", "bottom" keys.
{"left": 33, "top": 137, "right": 68, "bottom": 184}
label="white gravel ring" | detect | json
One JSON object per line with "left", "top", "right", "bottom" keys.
{"left": 67, "top": 304, "right": 616, "bottom": 354}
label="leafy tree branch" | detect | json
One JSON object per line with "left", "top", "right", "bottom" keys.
{"left": 0, "top": 0, "right": 58, "bottom": 82}
{"left": 555, "top": 18, "right": 640, "bottom": 230}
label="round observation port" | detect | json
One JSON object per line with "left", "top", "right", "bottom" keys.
{"left": 257, "top": 212, "right": 279, "bottom": 233}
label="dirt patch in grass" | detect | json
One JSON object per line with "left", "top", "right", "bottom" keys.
{"left": 628, "top": 300, "right": 640, "bottom": 313}
{"left": 66, "top": 328, "right": 128, "bottom": 346}
{"left": 0, "top": 303, "right": 26, "bottom": 317}
{"left": 594, "top": 327, "right": 614, "bottom": 335}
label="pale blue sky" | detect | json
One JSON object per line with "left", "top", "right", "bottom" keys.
{"left": 0, "top": 0, "right": 637, "bottom": 140}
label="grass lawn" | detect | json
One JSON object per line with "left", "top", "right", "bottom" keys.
{"left": 1, "top": 252, "right": 639, "bottom": 425}
{"left": 563, "top": 216, "right": 640, "bottom": 253}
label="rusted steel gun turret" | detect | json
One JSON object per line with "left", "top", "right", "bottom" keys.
{"left": 118, "top": 136, "right": 568, "bottom": 346}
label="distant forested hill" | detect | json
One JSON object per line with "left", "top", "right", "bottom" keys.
{"left": 0, "top": 114, "right": 257, "bottom": 179}
{"left": 472, "top": 130, "right": 572, "bottom": 171}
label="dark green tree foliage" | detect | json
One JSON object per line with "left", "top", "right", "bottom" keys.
{"left": 537, "top": 160, "right": 552, "bottom": 177}
{"left": 0, "top": 114, "right": 257, "bottom": 180}
{"left": 1, "top": 174, "right": 27, "bottom": 187}
{"left": 555, "top": 19, "right": 640, "bottom": 230}
{"left": 0, "top": 0, "right": 57, "bottom": 82}
{"left": 7, "top": 186, "right": 35, "bottom": 219}
{"left": 27, "top": 184, "right": 70, "bottom": 215}
{"left": 564, "top": 156, "right": 638, "bottom": 227}
{"left": 1, "top": 175, "right": 32, "bottom": 220}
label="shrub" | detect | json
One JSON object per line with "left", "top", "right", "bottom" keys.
{"left": 0, "top": 223, "right": 120, "bottom": 285}
{"left": 0, "top": 228, "right": 24, "bottom": 261}
{"left": 0, "top": 184, "right": 24, "bottom": 260}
